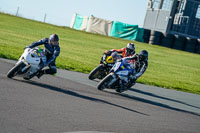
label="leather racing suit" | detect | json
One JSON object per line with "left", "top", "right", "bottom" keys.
{"left": 27, "top": 37, "right": 60, "bottom": 75}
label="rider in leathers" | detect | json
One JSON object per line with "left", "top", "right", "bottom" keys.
{"left": 116, "top": 50, "right": 149, "bottom": 93}
{"left": 100, "top": 43, "right": 136, "bottom": 64}
{"left": 26, "top": 34, "right": 60, "bottom": 78}
{"left": 105, "top": 43, "right": 135, "bottom": 57}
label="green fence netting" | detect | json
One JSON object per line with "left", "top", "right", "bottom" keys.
{"left": 110, "top": 21, "right": 138, "bottom": 40}
{"left": 73, "top": 14, "right": 84, "bottom": 30}
{"left": 110, "top": 21, "right": 144, "bottom": 42}
{"left": 135, "top": 28, "right": 144, "bottom": 42}
{"left": 71, "top": 14, "right": 144, "bottom": 42}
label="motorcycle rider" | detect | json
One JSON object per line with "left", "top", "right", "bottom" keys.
{"left": 105, "top": 42, "right": 136, "bottom": 57}
{"left": 26, "top": 33, "right": 60, "bottom": 78}
{"left": 100, "top": 42, "right": 136, "bottom": 64}
{"left": 116, "top": 50, "right": 149, "bottom": 93}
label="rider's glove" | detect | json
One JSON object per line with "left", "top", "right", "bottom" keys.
{"left": 104, "top": 50, "right": 113, "bottom": 56}
{"left": 24, "top": 46, "right": 30, "bottom": 49}
{"left": 104, "top": 50, "right": 109, "bottom": 55}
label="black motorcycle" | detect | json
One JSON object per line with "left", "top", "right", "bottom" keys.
{"left": 88, "top": 52, "right": 122, "bottom": 80}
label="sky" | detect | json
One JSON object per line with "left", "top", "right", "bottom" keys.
{"left": 0, "top": 0, "right": 148, "bottom": 27}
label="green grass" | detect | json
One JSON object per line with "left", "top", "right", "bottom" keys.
{"left": 0, "top": 13, "right": 200, "bottom": 94}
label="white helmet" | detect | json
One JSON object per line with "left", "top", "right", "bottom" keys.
{"left": 126, "top": 43, "right": 135, "bottom": 56}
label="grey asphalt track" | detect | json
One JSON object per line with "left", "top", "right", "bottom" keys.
{"left": 0, "top": 58, "right": 200, "bottom": 133}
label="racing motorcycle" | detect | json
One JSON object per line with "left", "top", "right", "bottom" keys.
{"left": 88, "top": 52, "right": 122, "bottom": 80}
{"left": 97, "top": 58, "right": 137, "bottom": 93}
{"left": 7, "top": 47, "right": 47, "bottom": 80}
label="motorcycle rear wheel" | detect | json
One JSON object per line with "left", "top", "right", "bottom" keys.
{"left": 7, "top": 61, "right": 26, "bottom": 78}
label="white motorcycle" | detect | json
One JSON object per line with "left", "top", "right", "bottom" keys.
{"left": 7, "top": 47, "right": 47, "bottom": 80}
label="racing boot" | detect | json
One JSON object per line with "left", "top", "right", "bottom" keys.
{"left": 128, "top": 75, "right": 136, "bottom": 87}
{"left": 37, "top": 70, "right": 44, "bottom": 79}
{"left": 116, "top": 80, "right": 128, "bottom": 93}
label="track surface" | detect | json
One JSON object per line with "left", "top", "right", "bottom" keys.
{"left": 0, "top": 58, "right": 200, "bottom": 133}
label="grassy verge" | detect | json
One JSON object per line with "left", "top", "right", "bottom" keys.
{"left": 0, "top": 13, "right": 200, "bottom": 94}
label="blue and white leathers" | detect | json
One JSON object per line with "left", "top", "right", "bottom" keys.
{"left": 112, "top": 58, "right": 135, "bottom": 83}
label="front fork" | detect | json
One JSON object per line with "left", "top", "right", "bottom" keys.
{"left": 107, "top": 73, "right": 118, "bottom": 87}
{"left": 21, "top": 64, "right": 31, "bottom": 73}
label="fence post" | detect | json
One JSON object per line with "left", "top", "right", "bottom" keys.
{"left": 44, "top": 14, "right": 47, "bottom": 23}
{"left": 16, "top": 7, "right": 19, "bottom": 16}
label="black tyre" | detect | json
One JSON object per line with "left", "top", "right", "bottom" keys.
{"left": 195, "top": 39, "right": 200, "bottom": 54}
{"left": 143, "top": 29, "right": 150, "bottom": 43}
{"left": 143, "top": 36, "right": 150, "bottom": 43}
{"left": 143, "top": 29, "right": 151, "bottom": 35}
{"left": 149, "top": 36, "right": 162, "bottom": 45}
{"left": 172, "top": 35, "right": 186, "bottom": 50}
{"left": 184, "top": 37, "right": 197, "bottom": 53}
{"left": 161, "top": 38, "right": 173, "bottom": 48}
{"left": 148, "top": 31, "right": 163, "bottom": 45}
{"left": 7, "top": 61, "right": 26, "bottom": 78}
{"left": 160, "top": 33, "right": 174, "bottom": 48}
{"left": 150, "top": 30, "right": 163, "bottom": 37}
{"left": 88, "top": 65, "right": 104, "bottom": 80}
{"left": 97, "top": 73, "right": 114, "bottom": 90}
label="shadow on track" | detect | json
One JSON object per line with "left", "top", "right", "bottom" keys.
{"left": 14, "top": 79, "right": 149, "bottom": 116}
{"left": 128, "top": 88, "right": 200, "bottom": 110}
{"left": 104, "top": 88, "right": 200, "bottom": 116}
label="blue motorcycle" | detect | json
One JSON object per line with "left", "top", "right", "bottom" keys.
{"left": 97, "top": 58, "right": 136, "bottom": 93}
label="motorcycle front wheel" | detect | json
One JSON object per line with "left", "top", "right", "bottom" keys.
{"left": 97, "top": 73, "right": 115, "bottom": 90}
{"left": 7, "top": 61, "right": 26, "bottom": 78}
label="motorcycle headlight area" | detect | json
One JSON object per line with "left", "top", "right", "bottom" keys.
{"left": 31, "top": 50, "right": 44, "bottom": 57}
{"left": 113, "top": 62, "right": 121, "bottom": 71}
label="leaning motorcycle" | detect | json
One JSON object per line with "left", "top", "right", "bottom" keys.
{"left": 88, "top": 52, "right": 122, "bottom": 80}
{"left": 97, "top": 58, "right": 136, "bottom": 92}
{"left": 7, "top": 47, "right": 46, "bottom": 80}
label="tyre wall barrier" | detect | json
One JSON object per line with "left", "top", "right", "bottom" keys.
{"left": 195, "top": 39, "right": 200, "bottom": 54}
{"left": 172, "top": 35, "right": 186, "bottom": 50}
{"left": 142, "top": 29, "right": 199, "bottom": 54}
{"left": 143, "top": 29, "right": 151, "bottom": 43}
{"left": 149, "top": 30, "right": 163, "bottom": 45}
{"left": 184, "top": 37, "right": 197, "bottom": 53}
{"left": 160, "top": 33, "right": 174, "bottom": 48}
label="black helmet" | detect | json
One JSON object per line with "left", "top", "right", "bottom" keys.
{"left": 126, "top": 43, "right": 135, "bottom": 56}
{"left": 49, "top": 34, "right": 59, "bottom": 46}
{"left": 139, "top": 50, "right": 148, "bottom": 61}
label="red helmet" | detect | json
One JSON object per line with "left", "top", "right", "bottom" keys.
{"left": 49, "top": 34, "right": 59, "bottom": 46}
